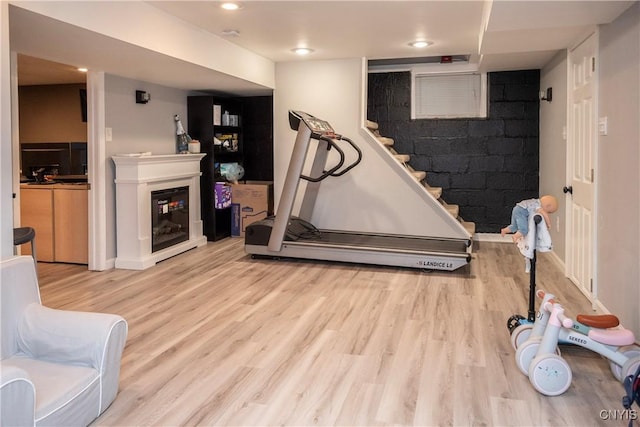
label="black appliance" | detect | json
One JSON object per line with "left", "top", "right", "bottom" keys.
{"left": 20, "top": 142, "right": 87, "bottom": 182}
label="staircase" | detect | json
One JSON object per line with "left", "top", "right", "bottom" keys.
{"left": 366, "top": 120, "right": 476, "bottom": 236}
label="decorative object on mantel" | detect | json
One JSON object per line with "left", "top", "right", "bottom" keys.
{"left": 188, "top": 140, "right": 201, "bottom": 154}
{"left": 174, "top": 114, "right": 191, "bottom": 154}
{"left": 111, "top": 153, "right": 207, "bottom": 270}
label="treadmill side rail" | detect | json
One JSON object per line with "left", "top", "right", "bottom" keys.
{"left": 267, "top": 122, "right": 313, "bottom": 252}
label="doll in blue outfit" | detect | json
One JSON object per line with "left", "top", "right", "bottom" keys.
{"left": 501, "top": 195, "right": 558, "bottom": 242}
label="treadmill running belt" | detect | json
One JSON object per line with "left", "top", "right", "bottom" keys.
{"left": 290, "top": 229, "right": 468, "bottom": 254}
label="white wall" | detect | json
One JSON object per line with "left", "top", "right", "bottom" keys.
{"left": 0, "top": 2, "right": 13, "bottom": 259}
{"left": 103, "top": 74, "right": 202, "bottom": 262}
{"left": 537, "top": 4, "right": 639, "bottom": 334}
{"left": 597, "top": 2, "right": 639, "bottom": 336}
{"left": 10, "top": 1, "right": 274, "bottom": 90}
{"left": 539, "top": 51, "right": 568, "bottom": 262}
{"left": 273, "top": 58, "right": 364, "bottom": 227}
{"left": 274, "top": 58, "right": 467, "bottom": 238}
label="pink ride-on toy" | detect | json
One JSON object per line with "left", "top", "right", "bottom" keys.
{"left": 514, "top": 290, "right": 625, "bottom": 376}
{"left": 521, "top": 296, "right": 640, "bottom": 396}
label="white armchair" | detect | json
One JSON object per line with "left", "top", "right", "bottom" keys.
{"left": 1, "top": 256, "right": 128, "bottom": 426}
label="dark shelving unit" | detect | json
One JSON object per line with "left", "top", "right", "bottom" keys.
{"left": 188, "top": 96, "right": 243, "bottom": 241}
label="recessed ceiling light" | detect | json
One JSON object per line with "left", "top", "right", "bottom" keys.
{"left": 221, "top": 2, "right": 241, "bottom": 10}
{"left": 292, "top": 47, "right": 314, "bottom": 55}
{"left": 409, "top": 41, "right": 432, "bottom": 48}
{"left": 77, "top": 67, "right": 88, "bottom": 72}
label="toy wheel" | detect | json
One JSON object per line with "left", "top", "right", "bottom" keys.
{"left": 515, "top": 340, "right": 561, "bottom": 376}
{"left": 528, "top": 353, "right": 572, "bottom": 396}
{"left": 511, "top": 323, "right": 533, "bottom": 350}
{"left": 610, "top": 345, "right": 640, "bottom": 381}
{"left": 507, "top": 314, "right": 526, "bottom": 334}
{"left": 515, "top": 339, "right": 539, "bottom": 375}
{"left": 621, "top": 355, "right": 640, "bottom": 382}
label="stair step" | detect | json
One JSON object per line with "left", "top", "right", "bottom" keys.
{"left": 443, "top": 203, "right": 459, "bottom": 217}
{"left": 367, "top": 118, "right": 472, "bottom": 237}
{"left": 378, "top": 136, "right": 394, "bottom": 146}
{"left": 462, "top": 221, "right": 476, "bottom": 235}
{"left": 426, "top": 185, "right": 442, "bottom": 199}
{"left": 412, "top": 171, "right": 426, "bottom": 181}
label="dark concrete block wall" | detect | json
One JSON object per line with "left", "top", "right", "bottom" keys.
{"left": 367, "top": 70, "right": 540, "bottom": 233}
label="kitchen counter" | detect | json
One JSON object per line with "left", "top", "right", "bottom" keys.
{"left": 20, "top": 184, "right": 88, "bottom": 264}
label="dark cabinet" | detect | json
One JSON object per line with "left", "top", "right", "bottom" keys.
{"left": 188, "top": 95, "right": 274, "bottom": 241}
{"left": 188, "top": 96, "right": 243, "bottom": 241}
{"left": 241, "top": 96, "right": 273, "bottom": 182}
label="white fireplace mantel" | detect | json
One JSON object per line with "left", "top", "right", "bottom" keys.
{"left": 112, "top": 154, "right": 207, "bottom": 270}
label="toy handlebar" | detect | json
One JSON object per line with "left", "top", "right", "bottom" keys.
{"left": 536, "top": 289, "right": 557, "bottom": 304}
{"left": 557, "top": 311, "right": 574, "bottom": 329}
{"left": 541, "top": 299, "right": 574, "bottom": 328}
{"left": 541, "top": 300, "right": 553, "bottom": 313}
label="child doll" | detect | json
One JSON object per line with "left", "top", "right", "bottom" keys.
{"left": 501, "top": 195, "right": 558, "bottom": 242}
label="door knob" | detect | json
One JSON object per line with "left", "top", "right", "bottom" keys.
{"left": 563, "top": 186, "right": 573, "bottom": 194}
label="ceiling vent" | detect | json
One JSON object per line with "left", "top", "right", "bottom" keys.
{"left": 368, "top": 55, "right": 469, "bottom": 72}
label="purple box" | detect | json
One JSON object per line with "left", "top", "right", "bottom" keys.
{"left": 214, "top": 182, "right": 231, "bottom": 209}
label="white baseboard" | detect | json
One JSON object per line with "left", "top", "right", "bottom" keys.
{"left": 475, "top": 234, "right": 566, "bottom": 270}
{"left": 548, "top": 251, "right": 565, "bottom": 272}
{"left": 592, "top": 297, "right": 611, "bottom": 314}
{"left": 474, "top": 233, "right": 515, "bottom": 243}
{"left": 92, "top": 257, "right": 116, "bottom": 271}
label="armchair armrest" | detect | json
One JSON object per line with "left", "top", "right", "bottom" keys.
{"left": 0, "top": 364, "right": 36, "bottom": 426}
{"left": 17, "top": 303, "right": 128, "bottom": 412}
{"left": 18, "top": 304, "right": 127, "bottom": 368}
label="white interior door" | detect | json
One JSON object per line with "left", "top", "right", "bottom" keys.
{"left": 567, "top": 32, "right": 597, "bottom": 298}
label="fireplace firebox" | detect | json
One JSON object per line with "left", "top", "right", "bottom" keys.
{"left": 151, "top": 186, "right": 189, "bottom": 253}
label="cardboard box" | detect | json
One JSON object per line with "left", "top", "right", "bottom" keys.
{"left": 231, "top": 181, "right": 274, "bottom": 237}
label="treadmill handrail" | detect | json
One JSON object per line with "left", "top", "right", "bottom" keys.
{"left": 330, "top": 136, "right": 362, "bottom": 177}
{"left": 300, "top": 135, "right": 345, "bottom": 182}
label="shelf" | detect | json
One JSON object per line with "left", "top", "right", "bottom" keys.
{"left": 213, "top": 146, "right": 242, "bottom": 153}
{"left": 214, "top": 151, "right": 243, "bottom": 159}
{"left": 188, "top": 95, "right": 243, "bottom": 242}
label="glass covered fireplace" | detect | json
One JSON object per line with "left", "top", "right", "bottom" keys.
{"left": 151, "top": 186, "right": 189, "bottom": 253}
{"left": 113, "top": 153, "right": 206, "bottom": 270}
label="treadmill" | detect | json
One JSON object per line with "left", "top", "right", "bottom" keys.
{"left": 245, "top": 110, "right": 472, "bottom": 271}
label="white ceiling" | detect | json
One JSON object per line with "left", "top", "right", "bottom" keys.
{"left": 10, "top": 1, "right": 635, "bottom": 94}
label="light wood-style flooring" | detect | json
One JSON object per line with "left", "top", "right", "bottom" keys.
{"left": 36, "top": 239, "right": 633, "bottom": 426}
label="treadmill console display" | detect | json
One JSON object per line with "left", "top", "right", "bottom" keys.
{"left": 289, "top": 110, "right": 335, "bottom": 137}
{"left": 304, "top": 117, "right": 334, "bottom": 135}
